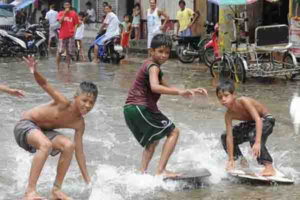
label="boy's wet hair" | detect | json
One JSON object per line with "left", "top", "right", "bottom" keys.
{"left": 216, "top": 80, "right": 235, "bottom": 95}
{"left": 150, "top": 34, "right": 172, "bottom": 50}
{"left": 75, "top": 81, "right": 98, "bottom": 99}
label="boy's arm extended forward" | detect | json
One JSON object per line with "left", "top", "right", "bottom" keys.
{"left": 0, "top": 84, "right": 24, "bottom": 98}
{"left": 74, "top": 121, "right": 90, "bottom": 184}
{"left": 225, "top": 112, "right": 234, "bottom": 171}
{"left": 240, "top": 98, "right": 263, "bottom": 158}
{"left": 23, "top": 56, "right": 69, "bottom": 105}
{"left": 149, "top": 66, "right": 207, "bottom": 97}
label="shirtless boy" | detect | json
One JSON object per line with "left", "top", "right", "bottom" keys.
{"left": 217, "top": 80, "right": 275, "bottom": 176}
{"left": 14, "top": 56, "right": 98, "bottom": 200}
{"left": 124, "top": 34, "right": 207, "bottom": 178}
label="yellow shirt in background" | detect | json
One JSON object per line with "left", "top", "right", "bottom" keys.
{"left": 176, "top": 8, "right": 194, "bottom": 32}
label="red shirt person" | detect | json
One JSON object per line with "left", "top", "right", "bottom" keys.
{"left": 56, "top": 0, "right": 79, "bottom": 69}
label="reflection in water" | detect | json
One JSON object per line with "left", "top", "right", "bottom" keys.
{"left": 56, "top": 68, "right": 73, "bottom": 84}
{"left": 0, "top": 57, "right": 300, "bottom": 200}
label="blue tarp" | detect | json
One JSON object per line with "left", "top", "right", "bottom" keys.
{"left": 0, "top": 2, "right": 15, "bottom": 9}
{"left": 15, "top": 0, "right": 35, "bottom": 11}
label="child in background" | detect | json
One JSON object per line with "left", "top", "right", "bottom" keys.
{"left": 132, "top": 3, "right": 141, "bottom": 40}
{"left": 75, "top": 12, "right": 87, "bottom": 62}
{"left": 120, "top": 14, "right": 132, "bottom": 56}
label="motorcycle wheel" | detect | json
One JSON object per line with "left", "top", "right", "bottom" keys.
{"left": 283, "top": 53, "right": 297, "bottom": 80}
{"left": 176, "top": 45, "right": 195, "bottom": 64}
{"left": 38, "top": 42, "right": 48, "bottom": 58}
{"left": 203, "top": 47, "right": 215, "bottom": 67}
{"left": 198, "top": 37, "right": 210, "bottom": 62}
{"left": 88, "top": 46, "right": 94, "bottom": 62}
{"left": 111, "top": 52, "right": 120, "bottom": 64}
{"left": 210, "top": 58, "right": 231, "bottom": 81}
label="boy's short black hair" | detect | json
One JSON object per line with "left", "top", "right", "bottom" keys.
{"left": 103, "top": 1, "right": 109, "bottom": 6}
{"left": 134, "top": 3, "right": 140, "bottom": 8}
{"left": 86, "top": 1, "right": 92, "bottom": 6}
{"left": 216, "top": 80, "right": 235, "bottom": 96}
{"left": 78, "top": 11, "right": 86, "bottom": 17}
{"left": 64, "top": 0, "right": 71, "bottom": 4}
{"left": 179, "top": 0, "right": 186, "bottom": 6}
{"left": 150, "top": 34, "right": 172, "bottom": 50}
{"left": 75, "top": 81, "right": 98, "bottom": 100}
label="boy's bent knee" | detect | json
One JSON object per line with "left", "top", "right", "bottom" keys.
{"left": 168, "top": 128, "right": 180, "bottom": 138}
{"left": 62, "top": 140, "right": 75, "bottom": 152}
{"left": 39, "top": 140, "right": 53, "bottom": 153}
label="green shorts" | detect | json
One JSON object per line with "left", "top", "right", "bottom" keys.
{"left": 124, "top": 105, "right": 175, "bottom": 147}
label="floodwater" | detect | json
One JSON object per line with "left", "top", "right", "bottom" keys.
{"left": 0, "top": 55, "right": 300, "bottom": 200}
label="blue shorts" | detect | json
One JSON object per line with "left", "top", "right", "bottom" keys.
{"left": 94, "top": 35, "right": 106, "bottom": 46}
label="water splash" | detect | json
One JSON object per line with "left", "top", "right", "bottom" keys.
{"left": 89, "top": 165, "right": 179, "bottom": 200}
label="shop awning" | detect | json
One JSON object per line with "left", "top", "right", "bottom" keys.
{"left": 10, "top": 0, "right": 35, "bottom": 10}
{"left": 207, "top": 0, "right": 258, "bottom": 5}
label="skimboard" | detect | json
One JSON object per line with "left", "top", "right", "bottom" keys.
{"left": 164, "top": 168, "right": 211, "bottom": 186}
{"left": 228, "top": 169, "right": 294, "bottom": 184}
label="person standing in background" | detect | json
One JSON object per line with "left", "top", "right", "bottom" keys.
{"left": 146, "top": 0, "right": 169, "bottom": 56}
{"left": 56, "top": 0, "right": 79, "bottom": 69}
{"left": 45, "top": 4, "right": 59, "bottom": 49}
{"left": 132, "top": 3, "right": 141, "bottom": 40}
{"left": 175, "top": 0, "right": 198, "bottom": 37}
{"left": 85, "top": 1, "right": 96, "bottom": 23}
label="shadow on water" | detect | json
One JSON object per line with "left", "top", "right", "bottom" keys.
{"left": 0, "top": 57, "right": 300, "bottom": 199}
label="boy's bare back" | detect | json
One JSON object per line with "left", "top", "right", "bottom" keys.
{"left": 226, "top": 97, "right": 269, "bottom": 122}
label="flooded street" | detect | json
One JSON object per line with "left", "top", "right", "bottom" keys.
{"left": 0, "top": 55, "right": 300, "bottom": 200}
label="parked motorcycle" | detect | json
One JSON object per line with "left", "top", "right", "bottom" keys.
{"left": 0, "top": 23, "right": 48, "bottom": 57}
{"left": 173, "top": 21, "right": 215, "bottom": 64}
{"left": 88, "top": 33, "right": 124, "bottom": 64}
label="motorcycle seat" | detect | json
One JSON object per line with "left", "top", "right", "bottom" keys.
{"left": 178, "top": 36, "right": 201, "bottom": 43}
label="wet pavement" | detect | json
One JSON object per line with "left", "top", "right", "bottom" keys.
{"left": 0, "top": 53, "right": 300, "bottom": 200}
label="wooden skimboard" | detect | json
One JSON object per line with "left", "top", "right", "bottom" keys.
{"left": 229, "top": 169, "right": 294, "bottom": 184}
{"left": 163, "top": 168, "right": 211, "bottom": 184}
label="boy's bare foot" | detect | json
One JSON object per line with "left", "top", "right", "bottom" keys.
{"left": 92, "top": 59, "right": 99, "bottom": 64}
{"left": 261, "top": 164, "right": 276, "bottom": 176}
{"left": 156, "top": 170, "right": 182, "bottom": 178}
{"left": 51, "top": 187, "right": 72, "bottom": 200}
{"left": 24, "top": 191, "right": 46, "bottom": 200}
{"left": 240, "top": 157, "right": 249, "bottom": 169}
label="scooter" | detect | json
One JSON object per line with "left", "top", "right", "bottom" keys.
{"left": 203, "top": 23, "right": 219, "bottom": 67}
{"left": 88, "top": 33, "right": 124, "bottom": 64}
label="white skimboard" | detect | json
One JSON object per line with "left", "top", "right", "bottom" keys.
{"left": 229, "top": 169, "right": 294, "bottom": 184}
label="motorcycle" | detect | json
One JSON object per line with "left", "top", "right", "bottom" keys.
{"left": 203, "top": 23, "right": 219, "bottom": 67}
{"left": 173, "top": 21, "right": 215, "bottom": 64}
{"left": 0, "top": 23, "right": 48, "bottom": 57}
{"left": 88, "top": 33, "right": 124, "bottom": 64}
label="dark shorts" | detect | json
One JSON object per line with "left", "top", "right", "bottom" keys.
{"left": 123, "top": 105, "right": 175, "bottom": 147}
{"left": 57, "top": 37, "right": 75, "bottom": 56}
{"left": 14, "top": 119, "right": 62, "bottom": 156}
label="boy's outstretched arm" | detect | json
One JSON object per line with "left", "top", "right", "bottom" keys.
{"left": 225, "top": 112, "right": 234, "bottom": 171}
{"left": 150, "top": 67, "right": 208, "bottom": 97}
{"left": 74, "top": 122, "right": 90, "bottom": 184}
{"left": 23, "top": 56, "right": 69, "bottom": 105}
{"left": 0, "top": 84, "right": 24, "bottom": 98}
{"left": 240, "top": 98, "right": 262, "bottom": 158}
